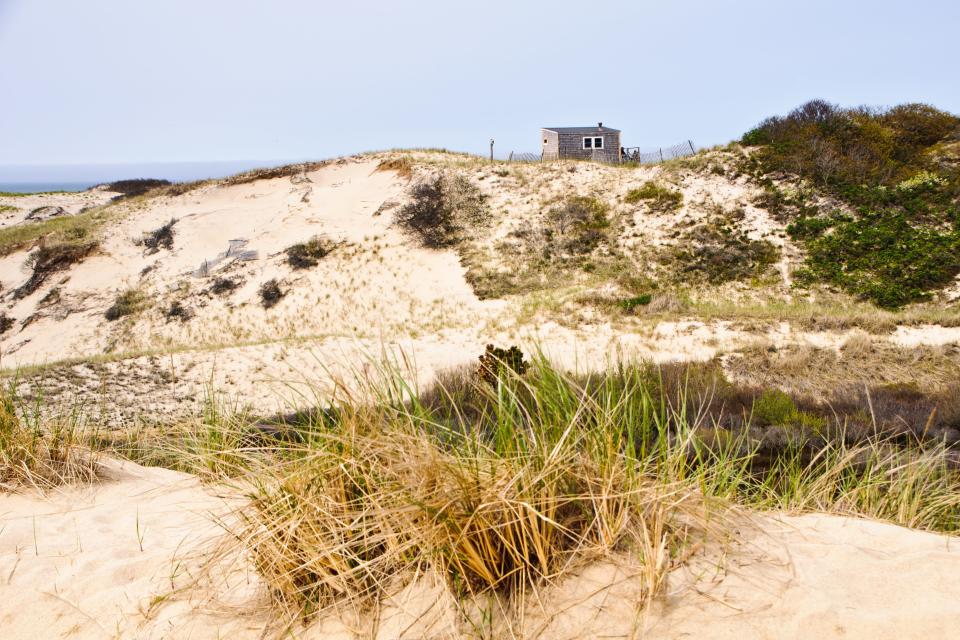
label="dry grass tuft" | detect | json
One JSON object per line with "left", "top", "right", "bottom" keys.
{"left": 0, "top": 386, "right": 99, "bottom": 491}
{"left": 376, "top": 156, "right": 414, "bottom": 179}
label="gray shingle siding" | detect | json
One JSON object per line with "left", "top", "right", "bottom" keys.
{"left": 542, "top": 125, "right": 620, "bottom": 161}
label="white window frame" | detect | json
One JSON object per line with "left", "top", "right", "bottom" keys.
{"left": 582, "top": 136, "right": 604, "bottom": 150}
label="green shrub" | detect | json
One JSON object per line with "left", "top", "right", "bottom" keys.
{"left": 476, "top": 344, "right": 528, "bottom": 386}
{"left": 285, "top": 236, "right": 337, "bottom": 269}
{"left": 801, "top": 210, "right": 960, "bottom": 308}
{"left": 105, "top": 289, "right": 146, "bottom": 321}
{"left": 624, "top": 182, "right": 683, "bottom": 211}
{"left": 618, "top": 294, "right": 652, "bottom": 312}
{"left": 753, "top": 389, "right": 798, "bottom": 426}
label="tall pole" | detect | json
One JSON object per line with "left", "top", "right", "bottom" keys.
{"left": 490, "top": 139, "right": 494, "bottom": 162}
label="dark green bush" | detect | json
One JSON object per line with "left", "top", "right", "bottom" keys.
{"left": 286, "top": 236, "right": 337, "bottom": 269}
{"left": 476, "top": 344, "right": 529, "bottom": 387}
{"left": 259, "top": 279, "right": 285, "bottom": 308}
{"left": 618, "top": 294, "right": 652, "bottom": 312}
{"left": 801, "top": 211, "right": 960, "bottom": 308}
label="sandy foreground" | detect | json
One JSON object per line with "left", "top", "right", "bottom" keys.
{"left": 1, "top": 459, "right": 957, "bottom": 639}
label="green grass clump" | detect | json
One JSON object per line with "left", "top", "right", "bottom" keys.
{"left": 0, "top": 205, "right": 17, "bottom": 214}
{"left": 285, "top": 236, "right": 338, "bottom": 269}
{"left": 618, "top": 294, "right": 652, "bottom": 312}
{"left": 624, "top": 182, "right": 683, "bottom": 211}
{"left": 105, "top": 288, "right": 147, "bottom": 321}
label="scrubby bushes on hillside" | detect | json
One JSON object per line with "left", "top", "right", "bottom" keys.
{"left": 670, "top": 214, "right": 779, "bottom": 284}
{"left": 742, "top": 100, "right": 960, "bottom": 187}
{"left": 544, "top": 195, "right": 611, "bottom": 257}
{"left": 396, "top": 173, "right": 488, "bottom": 248}
{"left": 742, "top": 99, "right": 960, "bottom": 307}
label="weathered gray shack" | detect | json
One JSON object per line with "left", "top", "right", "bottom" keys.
{"left": 541, "top": 123, "right": 621, "bottom": 162}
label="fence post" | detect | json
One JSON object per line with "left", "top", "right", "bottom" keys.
{"left": 688, "top": 140, "right": 695, "bottom": 154}
{"left": 659, "top": 148, "right": 664, "bottom": 163}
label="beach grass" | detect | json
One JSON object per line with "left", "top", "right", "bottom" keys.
{"left": 87, "top": 354, "right": 960, "bottom": 622}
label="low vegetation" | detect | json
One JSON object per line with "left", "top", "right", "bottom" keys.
{"left": 624, "top": 181, "right": 683, "bottom": 211}
{"left": 396, "top": 173, "right": 489, "bottom": 247}
{"left": 743, "top": 99, "right": 960, "bottom": 307}
{"left": 285, "top": 236, "right": 338, "bottom": 269}
{"left": 104, "top": 178, "right": 172, "bottom": 199}
{"left": 0, "top": 387, "right": 98, "bottom": 490}
{"left": 543, "top": 195, "right": 611, "bottom": 258}
{"left": 0, "top": 204, "right": 110, "bottom": 257}
{"left": 209, "top": 276, "right": 241, "bottom": 295}
{"left": 93, "top": 353, "right": 960, "bottom": 624}
{"left": 376, "top": 156, "right": 413, "bottom": 179}
{"left": 223, "top": 161, "right": 327, "bottom": 187}
{"left": 165, "top": 301, "right": 193, "bottom": 322}
{"left": 139, "top": 218, "right": 177, "bottom": 253}
{"left": 669, "top": 213, "right": 779, "bottom": 284}
{"left": 14, "top": 240, "right": 99, "bottom": 299}
{"left": 105, "top": 288, "right": 147, "bottom": 321}
{"left": 259, "top": 279, "right": 285, "bottom": 308}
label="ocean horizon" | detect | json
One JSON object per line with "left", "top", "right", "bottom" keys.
{"left": 0, "top": 181, "right": 97, "bottom": 194}
{"left": 0, "top": 160, "right": 302, "bottom": 194}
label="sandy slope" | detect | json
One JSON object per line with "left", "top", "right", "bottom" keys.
{"left": 1, "top": 461, "right": 958, "bottom": 639}
{"left": 2, "top": 152, "right": 959, "bottom": 423}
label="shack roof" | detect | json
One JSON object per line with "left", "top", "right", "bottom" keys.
{"left": 542, "top": 126, "right": 620, "bottom": 134}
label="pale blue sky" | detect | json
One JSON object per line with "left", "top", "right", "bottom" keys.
{"left": 1, "top": 0, "right": 958, "bottom": 179}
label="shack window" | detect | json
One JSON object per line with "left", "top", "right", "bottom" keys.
{"left": 583, "top": 136, "right": 603, "bottom": 150}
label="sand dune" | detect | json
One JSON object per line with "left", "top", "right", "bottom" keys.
{"left": 1, "top": 460, "right": 957, "bottom": 639}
